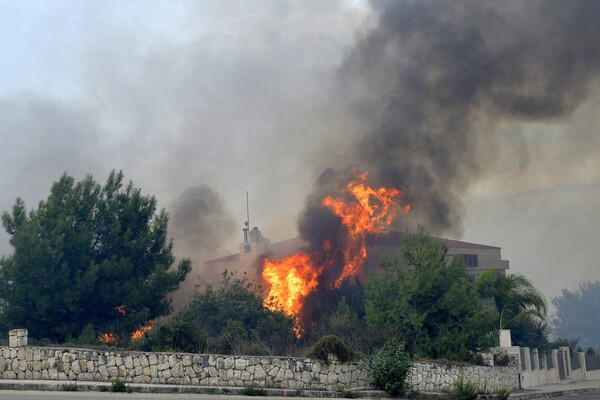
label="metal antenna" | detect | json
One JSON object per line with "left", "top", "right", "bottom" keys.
{"left": 245, "top": 191, "right": 250, "bottom": 228}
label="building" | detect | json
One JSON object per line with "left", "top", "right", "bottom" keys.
{"left": 199, "top": 226, "right": 509, "bottom": 288}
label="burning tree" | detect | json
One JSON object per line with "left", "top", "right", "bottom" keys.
{"left": 261, "top": 171, "right": 409, "bottom": 335}
{"left": 0, "top": 171, "right": 190, "bottom": 343}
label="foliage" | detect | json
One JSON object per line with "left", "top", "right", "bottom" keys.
{"left": 111, "top": 380, "right": 127, "bottom": 392}
{"left": 138, "top": 314, "right": 207, "bottom": 354}
{"left": 157, "top": 271, "right": 297, "bottom": 355}
{"left": 495, "top": 386, "right": 511, "bottom": 400}
{"left": 366, "top": 228, "right": 496, "bottom": 361}
{"left": 0, "top": 171, "right": 190, "bottom": 343}
{"left": 587, "top": 347, "right": 596, "bottom": 356}
{"left": 552, "top": 281, "right": 600, "bottom": 348}
{"left": 362, "top": 338, "right": 412, "bottom": 396}
{"left": 306, "top": 335, "right": 355, "bottom": 364}
{"left": 508, "top": 316, "right": 549, "bottom": 349}
{"left": 61, "top": 383, "right": 78, "bottom": 391}
{"left": 476, "top": 269, "right": 547, "bottom": 348}
{"left": 98, "top": 385, "right": 108, "bottom": 392}
{"left": 242, "top": 385, "right": 267, "bottom": 396}
{"left": 548, "top": 337, "right": 579, "bottom": 353}
{"left": 448, "top": 378, "right": 480, "bottom": 400}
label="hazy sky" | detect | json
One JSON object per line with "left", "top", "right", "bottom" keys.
{"left": 1, "top": 0, "right": 600, "bottom": 308}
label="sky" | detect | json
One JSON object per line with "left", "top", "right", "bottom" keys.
{"left": 1, "top": 0, "right": 600, "bottom": 312}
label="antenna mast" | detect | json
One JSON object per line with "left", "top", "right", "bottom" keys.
{"left": 246, "top": 191, "right": 250, "bottom": 229}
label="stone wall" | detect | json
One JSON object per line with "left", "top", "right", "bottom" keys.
{"left": 0, "top": 346, "right": 369, "bottom": 390}
{"left": 0, "top": 345, "right": 519, "bottom": 392}
{"left": 409, "top": 362, "right": 519, "bottom": 392}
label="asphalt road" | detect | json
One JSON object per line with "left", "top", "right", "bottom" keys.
{"left": 0, "top": 392, "right": 288, "bottom": 400}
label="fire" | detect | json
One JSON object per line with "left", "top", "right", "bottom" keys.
{"left": 98, "top": 332, "right": 120, "bottom": 345}
{"left": 262, "top": 253, "right": 322, "bottom": 319}
{"left": 131, "top": 319, "right": 157, "bottom": 341}
{"left": 261, "top": 171, "right": 408, "bottom": 331}
{"left": 322, "top": 172, "right": 404, "bottom": 286}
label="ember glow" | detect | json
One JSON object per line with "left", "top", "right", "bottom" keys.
{"left": 131, "top": 319, "right": 157, "bottom": 341}
{"left": 98, "top": 332, "right": 119, "bottom": 345}
{"left": 261, "top": 172, "right": 408, "bottom": 330}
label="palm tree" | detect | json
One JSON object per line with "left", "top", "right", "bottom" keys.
{"left": 476, "top": 269, "right": 547, "bottom": 330}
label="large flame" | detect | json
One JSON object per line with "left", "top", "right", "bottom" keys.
{"left": 261, "top": 172, "right": 407, "bottom": 332}
{"left": 322, "top": 172, "right": 405, "bottom": 286}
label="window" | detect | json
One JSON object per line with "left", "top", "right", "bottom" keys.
{"left": 244, "top": 244, "right": 251, "bottom": 253}
{"left": 463, "top": 254, "right": 478, "bottom": 267}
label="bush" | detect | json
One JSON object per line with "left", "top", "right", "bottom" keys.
{"left": 111, "top": 380, "right": 127, "bottom": 392}
{"left": 98, "top": 385, "right": 108, "bottom": 392}
{"left": 495, "top": 386, "right": 511, "bottom": 400}
{"left": 362, "top": 338, "right": 412, "bottom": 396}
{"left": 448, "top": 378, "right": 480, "bottom": 400}
{"left": 306, "top": 335, "right": 355, "bottom": 364}
{"left": 62, "top": 383, "right": 78, "bottom": 391}
{"left": 243, "top": 385, "right": 267, "bottom": 396}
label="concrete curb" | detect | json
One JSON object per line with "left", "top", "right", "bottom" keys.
{"left": 0, "top": 380, "right": 388, "bottom": 398}
{"left": 508, "top": 387, "right": 600, "bottom": 399}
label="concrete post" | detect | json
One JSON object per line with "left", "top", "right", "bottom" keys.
{"left": 532, "top": 349, "right": 539, "bottom": 370}
{"left": 560, "top": 346, "right": 572, "bottom": 377}
{"left": 499, "top": 329, "right": 512, "bottom": 347}
{"left": 8, "top": 329, "right": 28, "bottom": 347}
{"left": 578, "top": 352, "right": 587, "bottom": 380}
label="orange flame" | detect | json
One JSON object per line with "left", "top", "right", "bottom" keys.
{"left": 322, "top": 172, "right": 402, "bottom": 286}
{"left": 98, "top": 332, "right": 120, "bottom": 345}
{"left": 261, "top": 172, "right": 408, "bottom": 331}
{"left": 262, "top": 253, "right": 322, "bottom": 332}
{"left": 131, "top": 319, "right": 157, "bottom": 341}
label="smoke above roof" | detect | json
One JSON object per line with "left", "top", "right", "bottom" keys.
{"left": 298, "top": 0, "right": 600, "bottom": 241}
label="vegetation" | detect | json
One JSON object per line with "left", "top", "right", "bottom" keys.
{"left": 139, "top": 272, "right": 296, "bottom": 355}
{"left": 111, "top": 380, "right": 128, "bottom": 392}
{"left": 552, "top": 281, "right": 600, "bottom": 348}
{"left": 495, "top": 386, "right": 511, "bottom": 400}
{"left": 366, "top": 228, "right": 496, "bottom": 361}
{"left": 0, "top": 171, "right": 190, "bottom": 343}
{"left": 242, "top": 385, "right": 267, "bottom": 396}
{"left": 61, "top": 383, "right": 78, "bottom": 391}
{"left": 476, "top": 269, "right": 547, "bottom": 348}
{"left": 362, "top": 338, "right": 412, "bottom": 396}
{"left": 447, "top": 378, "right": 480, "bottom": 400}
{"left": 306, "top": 335, "right": 355, "bottom": 364}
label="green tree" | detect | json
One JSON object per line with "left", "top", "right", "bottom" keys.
{"left": 552, "top": 281, "right": 600, "bottom": 348}
{"left": 366, "top": 228, "right": 496, "bottom": 361}
{"left": 0, "top": 171, "right": 190, "bottom": 343}
{"left": 476, "top": 269, "right": 548, "bottom": 348}
{"left": 167, "top": 272, "right": 297, "bottom": 355}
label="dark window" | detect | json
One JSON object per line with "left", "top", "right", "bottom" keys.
{"left": 244, "top": 244, "right": 252, "bottom": 253}
{"left": 463, "top": 254, "right": 478, "bottom": 267}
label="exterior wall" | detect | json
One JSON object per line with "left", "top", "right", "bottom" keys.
{"left": 0, "top": 345, "right": 519, "bottom": 393}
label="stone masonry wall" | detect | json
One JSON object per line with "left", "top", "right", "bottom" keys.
{"left": 0, "top": 346, "right": 519, "bottom": 392}
{"left": 409, "top": 362, "right": 519, "bottom": 392}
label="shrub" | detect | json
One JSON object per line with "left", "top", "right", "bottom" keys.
{"left": 98, "top": 385, "right": 108, "bottom": 392}
{"left": 362, "top": 338, "right": 412, "bottom": 396}
{"left": 62, "top": 383, "right": 78, "bottom": 391}
{"left": 111, "top": 380, "right": 127, "bottom": 392}
{"left": 243, "top": 385, "right": 267, "bottom": 396}
{"left": 448, "top": 378, "right": 480, "bottom": 400}
{"left": 306, "top": 335, "right": 355, "bottom": 364}
{"left": 495, "top": 386, "right": 511, "bottom": 400}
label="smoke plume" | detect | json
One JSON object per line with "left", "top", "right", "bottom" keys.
{"left": 299, "top": 0, "right": 600, "bottom": 240}
{"left": 169, "top": 185, "right": 235, "bottom": 308}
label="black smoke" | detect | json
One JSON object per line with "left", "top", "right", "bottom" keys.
{"left": 169, "top": 185, "right": 235, "bottom": 308}
{"left": 300, "top": 0, "right": 600, "bottom": 239}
